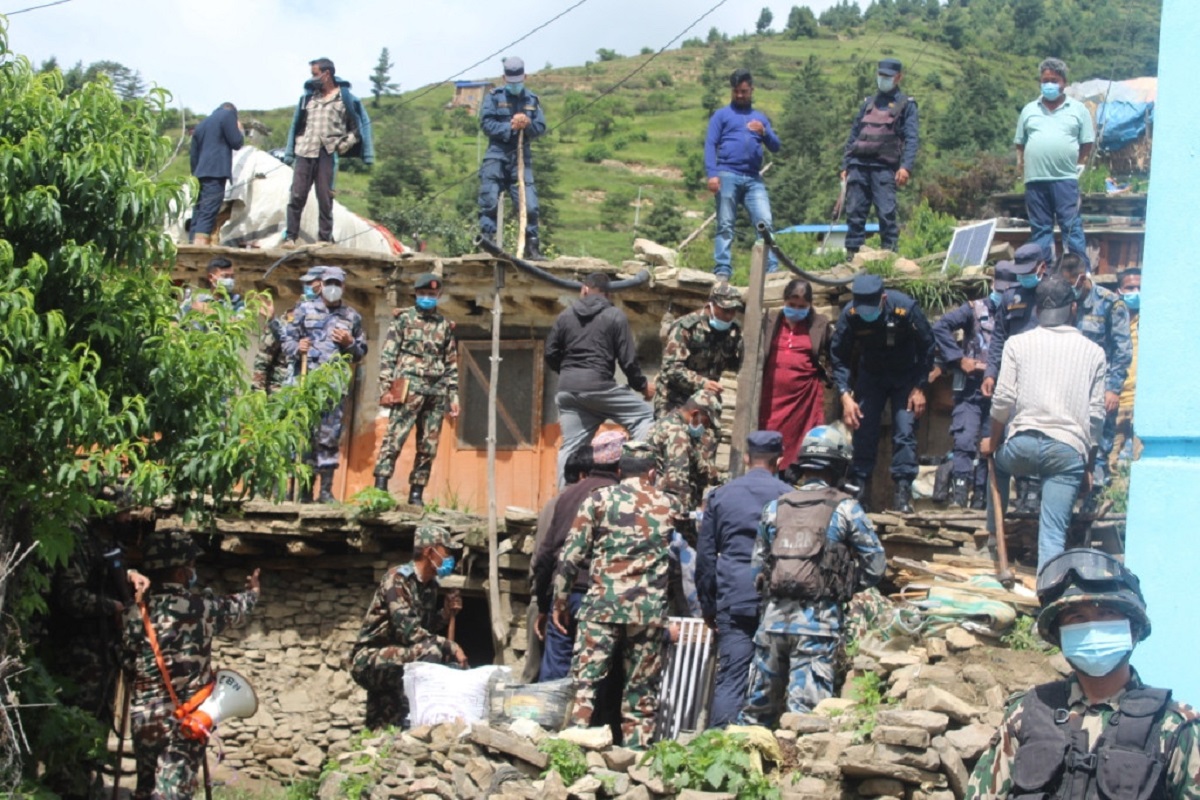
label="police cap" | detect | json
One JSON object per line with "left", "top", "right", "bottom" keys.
{"left": 851, "top": 273, "right": 884, "bottom": 309}
{"left": 414, "top": 273, "right": 443, "bottom": 291}
{"left": 747, "top": 430, "right": 784, "bottom": 456}
{"left": 503, "top": 56, "right": 525, "bottom": 83}
{"left": 322, "top": 266, "right": 346, "bottom": 283}
{"left": 1012, "top": 243, "right": 1045, "bottom": 274}
{"left": 300, "top": 266, "right": 326, "bottom": 282}
{"left": 878, "top": 58, "right": 903, "bottom": 76}
{"left": 993, "top": 261, "right": 1018, "bottom": 291}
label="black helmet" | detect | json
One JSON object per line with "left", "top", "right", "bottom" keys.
{"left": 795, "top": 425, "right": 853, "bottom": 472}
{"left": 1035, "top": 548, "right": 1150, "bottom": 646}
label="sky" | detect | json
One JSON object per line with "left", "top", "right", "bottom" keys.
{"left": 5, "top": 0, "right": 853, "bottom": 112}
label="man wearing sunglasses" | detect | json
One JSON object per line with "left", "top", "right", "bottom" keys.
{"left": 967, "top": 549, "right": 1198, "bottom": 798}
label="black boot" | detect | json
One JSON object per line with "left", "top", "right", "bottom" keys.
{"left": 317, "top": 469, "right": 336, "bottom": 504}
{"left": 374, "top": 475, "right": 390, "bottom": 492}
{"left": 852, "top": 478, "right": 872, "bottom": 514}
{"left": 950, "top": 476, "right": 971, "bottom": 509}
{"left": 408, "top": 485, "right": 425, "bottom": 507}
{"left": 892, "top": 480, "right": 914, "bottom": 514}
{"left": 1013, "top": 477, "right": 1040, "bottom": 515}
{"left": 970, "top": 484, "right": 988, "bottom": 510}
{"left": 523, "top": 236, "right": 546, "bottom": 261}
{"left": 297, "top": 480, "right": 314, "bottom": 504}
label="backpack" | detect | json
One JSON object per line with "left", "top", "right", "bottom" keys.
{"left": 768, "top": 486, "right": 857, "bottom": 602}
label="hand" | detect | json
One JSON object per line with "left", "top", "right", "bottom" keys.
{"left": 704, "top": 379, "right": 722, "bottom": 394}
{"left": 896, "top": 167, "right": 911, "bottom": 187}
{"left": 552, "top": 604, "right": 569, "bottom": 635}
{"left": 703, "top": 614, "right": 716, "bottom": 631}
{"left": 298, "top": 338, "right": 311, "bottom": 353}
{"left": 448, "top": 400, "right": 460, "bottom": 419}
{"left": 907, "top": 388, "right": 926, "bottom": 417}
{"left": 331, "top": 327, "right": 353, "bottom": 346}
{"left": 928, "top": 366, "right": 942, "bottom": 384}
{"left": 259, "top": 296, "right": 275, "bottom": 321}
{"left": 641, "top": 380, "right": 655, "bottom": 401}
{"left": 1104, "top": 391, "right": 1120, "bottom": 415}
{"left": 669, "top": 622, "right": 681, "bottom": 644}
{"left": 961, "top": 357, "right": 984, "bottom": 374}
{"left": 841, "top": 393, "right": 863, "bottom": 430}
{"left": 535, "top": 613, "right": 548, "bottom": 641}
{"left": 246, "top": 568, "right": 261, "bottom": 594}
{"left": 979, "top": 436, "right": 996, "bottom": 457}
{"left": 707, "top": 176, "right": 720, "bottom": 194}
{"left": 511, "top": 113, "right": 530, "bottom": 130}
{"left": 981, "top": 376, "right": 995, "bottom": 398}
{"left": 746, "top": 119, "right": 765, "bottom": 135}
{"left": 127, "top": 569, "right": 150, "bottom": 602}
{"left": 839, "top": 170, "right": 848, "bottom": 183}
{"left": 453, "top": 643, "right": 468, "bottom": 668}
{"left": 237, "top": 119, "right": 245, "bottom": 133}
{"left": 1083, "top": 466, "right": 1094, "bottom": 496}
{"left": 444, "top": 589, "right": 463, "bottom": 617}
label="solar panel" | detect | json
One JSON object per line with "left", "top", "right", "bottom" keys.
{"left": 942, "top": 219, "right": 998, "bottom": 273}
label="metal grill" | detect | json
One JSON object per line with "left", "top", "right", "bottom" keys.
{"left": 655, "top": 616, "right": 716, "bottom": 741}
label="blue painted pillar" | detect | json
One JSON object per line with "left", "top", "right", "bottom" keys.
{"left": 1123, "top": 0, "right": 1200, "bottom": 702}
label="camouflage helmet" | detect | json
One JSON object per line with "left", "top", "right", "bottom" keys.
{"left": 1036, "top": 548, "right": 1151, "bottom": 646}
{"left": 688, "top": 388, "right": 722, "bottom": 421}
{"left": 415, "top": 525, "right": 461, "bottom": 551}
{"left": 795, "top": 425, "right": 853, "bottom": 472}
{"left": 142, "top": 529, "right": 202, "bottom": 570}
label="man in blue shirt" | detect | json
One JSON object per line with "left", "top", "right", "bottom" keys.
{"left": 705, "top": 69, "right": 780, "bottom": 280}
{"left": 841, "top": 58, "right": 919, "bottom": 258}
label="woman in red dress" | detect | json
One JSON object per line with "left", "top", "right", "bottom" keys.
{"left": 759, "top": 278, "right": 831, "bottom": 471}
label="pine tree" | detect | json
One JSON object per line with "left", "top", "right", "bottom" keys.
{"left": 370, "top": 47, "right": 399, "bottom": 107}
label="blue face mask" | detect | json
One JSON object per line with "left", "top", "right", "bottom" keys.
{"left": 782, "top": 305, "right": 811, "bottom": 323}
{"left": 1060, "top": 618, "right": 1133, "bottom": 677}
{"left": 1121, "top": 291, "right": 1140, "bottom": 311}
{"left": 857, "top": 305, "right": 882, "bottom": 323}
{"left": 1041, "top": 82, "right": 1062, "bottom": 102}
{"left": 416, "top": 295, "right": 438, "bottom": 311}
{"left": 1018, "top": 273, "right": 1041, "bottom": 290}
{"left": 709, "top": 315, "right": 732, "bottom": 332}
{"left": 506, "top": 82, "right": 524, "bottom": 96}
{"left": 303, "top": 286, "right": 317, "bottom": 301}
{"left": 687, "top": 423, "right": 705, "bottom": 440}
{"left": 877, "top": 76, "right": 896, "bottom": 93}
{"left": 989, "top": 290, "right": 1004, "bottom": 308}
{"left": 435, "top": 553, "right": 456, "bottom": 579}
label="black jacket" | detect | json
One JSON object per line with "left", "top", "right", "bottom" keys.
{"left": 545, "top": 294, "right": 648, "bottom": 393}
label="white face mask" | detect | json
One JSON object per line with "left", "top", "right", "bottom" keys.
{"left": 322, "top": 285, "right": 343, "bottom": 304}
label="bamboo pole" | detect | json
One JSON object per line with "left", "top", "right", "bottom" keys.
{"left": 486, "top": 262, "right": 506, "bottom": 652}
{"left": 516, "top": 130, "right": 527, "bottom": 258}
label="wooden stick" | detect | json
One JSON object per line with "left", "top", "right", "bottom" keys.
{"left": 988, "top": 459, "right": 1015, "bottom": 587}
{"left": 516, "top": 129, "right": 527, "bottom": 258}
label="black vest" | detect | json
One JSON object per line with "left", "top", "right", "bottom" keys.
{"left": 850, "top": 94, "right": 910, "bottom": 166}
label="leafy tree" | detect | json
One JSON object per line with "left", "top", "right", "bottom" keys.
{"left": 84, "top": 59, "right": 145, "bottom": 100}
{"left": 769, "top": 56, "right": 844, "bottom": 228}
{"left": 600, "top": 188, "right": 636, "bottom": 231}
{"left": 786, "top": 6, "right": 819, "bottom": 39}
{"left": 756, "top": 7, "right": 774, "bottom": 34}
{"left": 596, "top": 48, "right": 620, "bottom": 62}
{"left": 819, "top": 0, "right": 862, "bottom": 30}
{"left": 370, "top": 47, "right": 399, "bottom": 107}
{"left": 707, "top": 26, "right": 727, "bottom": 44}
{"left": 640, "top": 193, "right": 685, "bottom": 244}
{"left": 933, "top": 59, "right": 1014, "bottom": 154}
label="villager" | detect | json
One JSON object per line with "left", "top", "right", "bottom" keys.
{"left": 188, "top": 102, "right": 243, "bottom": 246}
{"left": 1111, "top": 267, "right": 1141, "bottom": 470}
{"left": 121, "top": 530, "right": 260, "bottom": 800}
{"left": 478, "top": 56, "right": 547, "bottom": 260}
{"left": 840, "top": 58, "right": 919, "bottom": 258}
{"left": 181, "top": 256, "right": 243, "bottom": 317}
{"left": 552, "top": 442, "right": 678, "bottom": 749}
{"left": 349, "top": 525, "right": 466, "bottom": 730}
{"left": 282, "top": 57, "right": 374, "bottom": 247}
{"left": 705, "top": 68, "right": 781, "bottom": 279}
{"left": 966, "top": 548, "right": 1199, "bottom": 797}
{"left": 531, "top": 431, "right": 625, "bottom": 682}
{"left": 830, "top": 273, "right": 935, "bottom": 512}
{"left": 696, "top": 430, "right": 793, "bottom": 728}
{"left": 1014, "top": 56, "right": 1095, "bottom": 268}
{"left": 544, "top": 272, "right": 654, "bottom": 484}
{"left": 980, "top": 276, "right": 1106, "bottom": 571}
{"left": 281, "top": 266, "right": 368, "bottom": 502}
{"left": 654, "top": 282, "right": 744, "bottom": 418}
{"left": 758, "top": 278, "right": 831, "bottom": 472}
{"left": 372, "top": 272, "right": 459, "bottom": 507}
{"left": 1055, "top": 252, "right": 1133, "bottom": 496}
{"left": 739, "top": 426, "right": 885, "bottom": 728}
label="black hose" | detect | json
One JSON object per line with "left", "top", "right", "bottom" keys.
{"left": 474, "top": 236, "right": 651, "bottom": 291}
{"left": 261, "top": 248, "right": 310, "bottom": 282}
{"left": 758, "top": 223, "right": 860, "bottom": 287}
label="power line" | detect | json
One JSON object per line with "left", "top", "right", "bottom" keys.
{"left": 5, "top": 0, "right": 72, "bottom": 15}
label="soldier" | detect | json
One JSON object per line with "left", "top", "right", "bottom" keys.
{"left": 830, "top": 273, "right": 935, "bottom": 512}
{"left": 966, "top": 549, "right": 1199, "bottom": 799}
{"left": 122, "top": 530, "right": 259, "bottom": 800}
{"left": 696, "top": 430, "right": 794, "bottom": 728}
{"left": 349, "top": 525, "right": 466, "bottom": 730}
{"left": 281, "top": 266, "right": 368, "bottom": 502}
{"left": 646, "top": 388, "right": 722, "bottom": 515}
{"left": 740, "top": 426, "right": 885, "bottom": 727}
{"left": 251, "top": 294, "right": 292, "bottom": 394}
{"left": 552, "top": 442, "right": 678, "bottom": 749}
{"left": 372, "top": 273, "right": 459, "bottom": 507}
{"left": 655, "top": 283, "right": 744, "bottom": 418}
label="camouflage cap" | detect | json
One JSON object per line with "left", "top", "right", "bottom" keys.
{"left": 415, "top": 525, "right": 461, "bottom": 550}
{"left": 709, "top": 282, "right": 745, "bottom": 311}
{"left": 621, "top": 441, "right": 656, "bottom": 460}
{"left": 142, "top": 529, "right": 202, "bottom": 570}
{"left": 689, "top": 388, "right": 722, "bottom": 419}
{"left": 591, "top": 430, "right": 628, "bottom": 465}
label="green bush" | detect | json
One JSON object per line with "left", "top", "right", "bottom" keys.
{"left": 539, "top": 739, "right": 588, "bottom": 785}
{"left": 581, "top": 143, "right": 611, "bottom": 163}
{"left": 642, "top": 730, "right": 780, "bottom": 799}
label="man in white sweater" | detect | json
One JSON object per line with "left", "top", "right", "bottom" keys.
{"left": 980, "top": 275, "right": 1106, "bottom": 572}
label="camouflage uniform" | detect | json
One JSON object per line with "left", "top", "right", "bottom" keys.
{"left": 646, "top": 407, "right": 720, "bottom": 514}
{"left": 552, "top": 474, "right": 679, "bottom": 748}
{"left": 740, "top": 480, "right": 885, "bottom": 727}
{"left": 280, "top": 296, "right": 368, "bottom": 468}
{"left": 349, "top": 562, "right": 457, "bottom": 730}
{"left": 654, "top": 308, "right": 743, "bottom": 417}
{"left": 373, "top": 306, "right": 458, "bottom": 485}
{"left": 965, "top": 670, "right": 1200, "bottom": 799}
{"left": 251, "top": 313, "right": 292, "bottom": 394}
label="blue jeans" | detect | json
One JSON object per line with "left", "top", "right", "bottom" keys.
{"left": 989, "top": 431, "right": 1085, "bottom": 571}
{"left": 540, "top": 591, "right": 583, "bottom": 682}
{"left": 1024, "top": 179, "right": 1088, "bottom": 269}
{"left": 713, "top": 171, "right": 777, "bottom": 276}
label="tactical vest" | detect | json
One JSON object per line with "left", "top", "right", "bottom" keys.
{"left": 1010, "top": 680, "right": 1178, "bottom": 800}
{"left": 768, "top": 486, "right": 857, "bottom": 602}
{"left": 965, "top": 299, "right": 994, "bottom": 361}
{"left": 849, "top": 95, "right": 910, "bottom": 166}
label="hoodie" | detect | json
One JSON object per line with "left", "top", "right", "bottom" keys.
{"left": 544, "top": 293, "right": 647, "bottom": 394}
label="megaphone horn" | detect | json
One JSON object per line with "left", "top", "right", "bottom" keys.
{"left": 179, "top": 669, "right": 258, "bottom": 742}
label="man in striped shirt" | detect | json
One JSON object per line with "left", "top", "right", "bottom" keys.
{"left": 980, "top": 275, "right": 1106, "bottom": 571}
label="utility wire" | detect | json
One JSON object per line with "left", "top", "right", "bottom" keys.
{"left": 5, "top": 0, "right": 71, "bottom": 15}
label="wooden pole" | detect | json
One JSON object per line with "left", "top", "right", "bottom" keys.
{"left": 486, "top": 262, "right": 506, "bottom": 653}
{"left": 516, "top": 130, "right": 527, "bottom": 257}
{"left": 728, "top": 242, "right": 769, "bottom": 478}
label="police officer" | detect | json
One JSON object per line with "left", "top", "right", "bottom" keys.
{"left": 281, "top": 265, "right": 368, "bottom": 502}
{"left": 740, "top": 426, "right": 885, "bottom": 727}
{"left": 655, "top": 283, "right": 744, "bottom": 418}
{"left": 840, "top": 58, "right": 920, "bottom": 258}
{"left": 966, "top": 548, "right": 1199, "bottom": 798}
{"left": 830, "top": 273, "right": 935, "bottom": 512}
{"left": 696, "top": 430, "right": 793, "bottom": 728}
{"left": 479, "top": 56, "right": 547, "bottom": 260}
{"left": 373, "top": 273, "right": 459, "bottom": 507}
{"left": 349, "top": 525, "right": 467, "bottom": 730}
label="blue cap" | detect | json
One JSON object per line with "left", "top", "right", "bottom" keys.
{"left": 1012, "top": 243, "right": 1044, "bottom": 274}
{"left": 851, "top": 273, "right": 884, "bottom": 307}
{"left": 878, "top": 58, "right": 902, "bottom": 76}
{"left": 993, "top": 261, "right": 1018, "bottom": 290}
{"left": 747, "top": 430, "right": 784, "bottom": 455}
{"left": 322, "top": 266, "right": 346, "bottom": 283}
{"left": 300, "top": 266, "right": 325, "bottom": 282}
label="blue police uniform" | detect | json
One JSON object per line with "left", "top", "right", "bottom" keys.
{"left": 478, "top": 86, "right": 547, "bottom": 245}
{"left": 933, "top": 297, "right": 997, "bottom": 502}
{"left": 830, "top": 281, "right": 934, "bottom": 498}
{"left": 696, "top": 457, "right": 793, "bottom": 728}
{"left": 985, "top": 286, "right": 1040, "bottom": 383}
{"left": 1075, "top": 284, "right": 1132, "bottom": 482}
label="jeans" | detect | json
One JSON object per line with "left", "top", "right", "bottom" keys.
{"left": 989, "top": 431, "right": 1085, "bottom": 571}
{"left": 287, "top": 149, "right": 336, "bottom": 243}
{"left": 555, "top": 387, "right": 654, "bottom": 484}
{"left": 713, "top": 171, "right": 777, "bottom": 276}
{"left": 845, "top": 165, "right": 898, "bottom": 251}
{"left": 1024, "top": 179, "right": 1089, "bottom": 269}
{"left": 540, "top": 591, "right": 583, "bottom": 682}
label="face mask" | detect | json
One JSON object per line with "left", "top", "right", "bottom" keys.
{"left": 857, "top": 305, "right": 882, "bottom": 323}
{"left": 687, "top": 422, "right": 705, "bottom": 440}
{"left": 1121, "top": 290, "right": 1140, "bottom": 311}
{"left": 322, "top": 285, "right": 343, "bottom": 304}
{"left": 782, "top": 306, "right": 810, "bottom": 322}
{"left": 506, "top": 82, "right": 524, "bottom": 96}
{"left": 303, "top": 286, "right": 317, "bottom": 301}
{"left": 709, "top": 315, "right": 732, "bottom": 332}
{"left": 1059, "top": 618, "right": 1133, "bottom": 677}
{"left": 218, "top": 277, "right": 236, "bottom": 293}
{"left": 435, "top": 553, "right": 456, "bottom": 579}
{"left": 989, "top": 290, "right": 1004, "bottom": 308}
{"left": 1018, "top": 273, "right": 1041, "bottom": 290}
{"left": 1041, "top": 82, "right": 1061, "bottom": 102}
{"left": 416, "top": 295, "right": 438, "bottom": 311}
{"left": 877, "top": 75, "right": 896, "bottom": 93}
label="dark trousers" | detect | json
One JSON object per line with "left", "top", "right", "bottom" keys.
{"left": 478, "top": 157, "right": 539, "bottom": 239}
{"left": 845, "top": 165, "right": 899, "bottom": 251}
{"left": 191, "top": 176, "right": 227, "bottom": 239}
{"left": 287, "top": 149, "right": 335, "bottom": 243}
{"left": 851, "top": 371, "right": 919, "bottom": 484}
{"left": 540, "top": 590, "right": 583, "bottom": 682}
{"left": 950, "top": 389, "right": 990, "bottom": 490}
{"left": 709, "top": 611, "right": 758, "bottom": 728}
{"left": 1024, "top": 179, "right": 1088, "bottom": 268}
